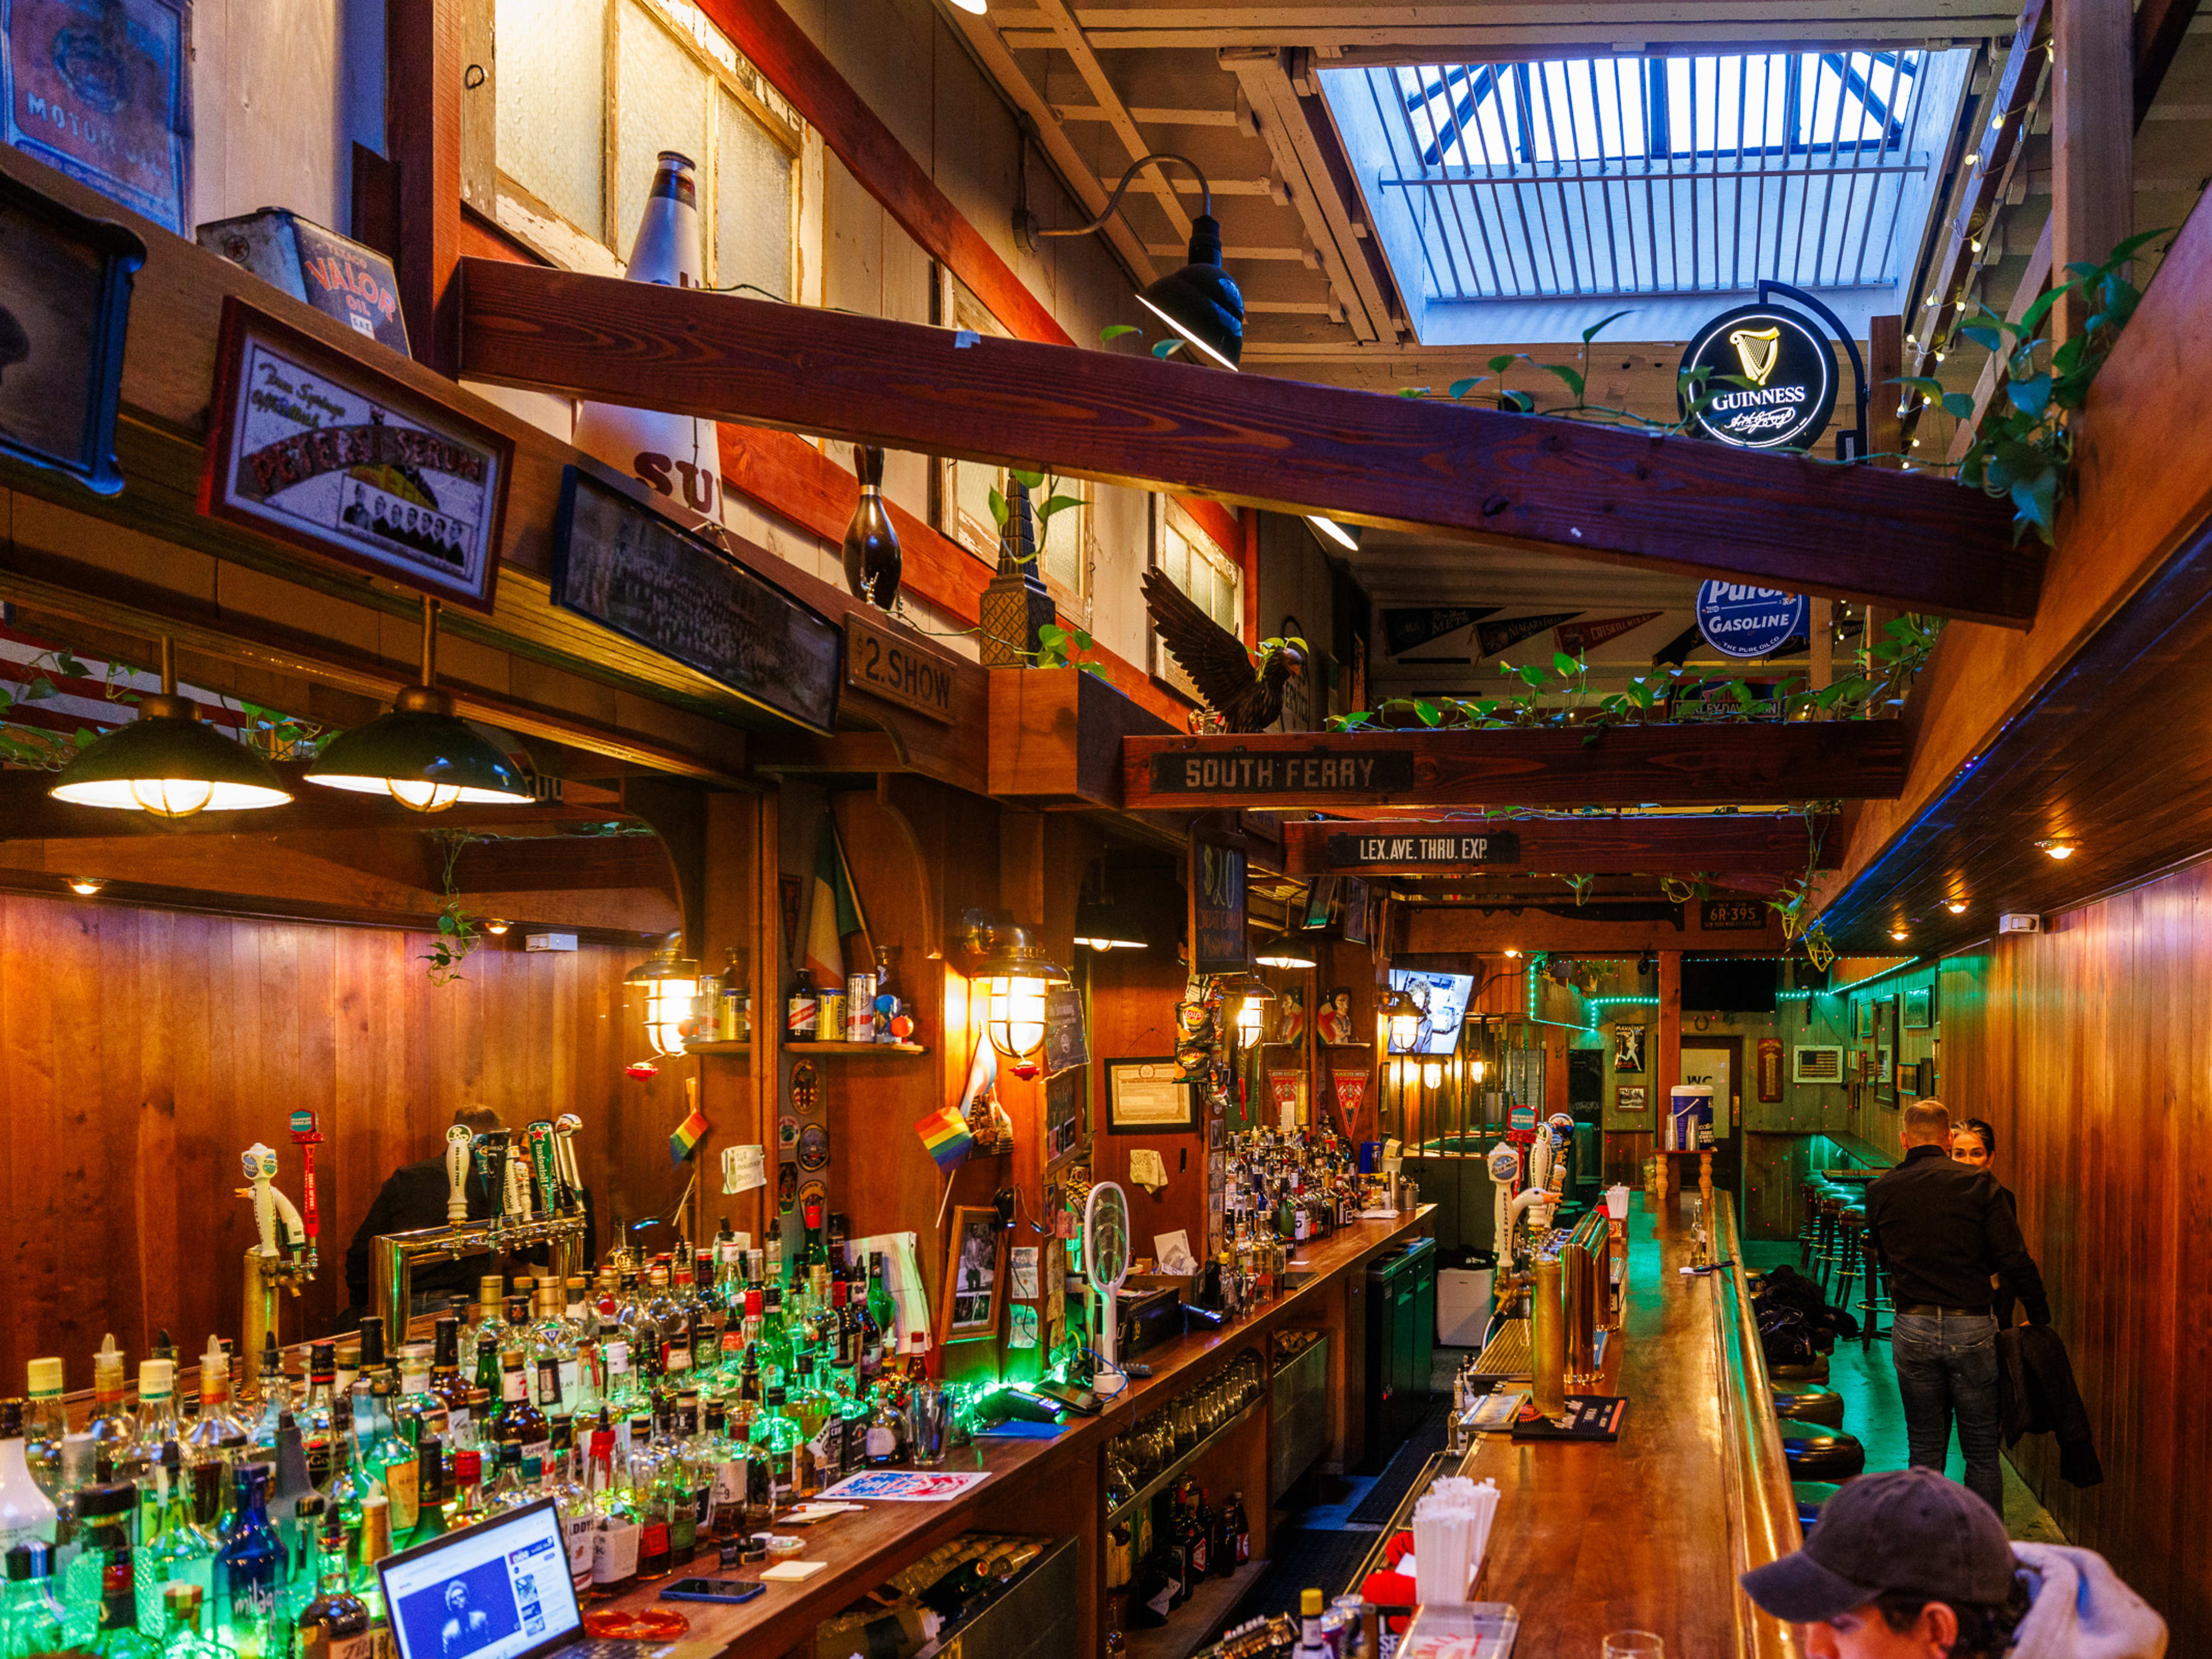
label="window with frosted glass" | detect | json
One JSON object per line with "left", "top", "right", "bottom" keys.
{"left": 716, "top": 90, "right": 793, "bottom": 300}
{"left": 494, "top": 0, "right": 607, "bottom": 234}
{"left": 1152, "top": 502, "right": 1242, "bottom": 702}
{"left": 614, "top": 2, "right": 710, "bottom": 255}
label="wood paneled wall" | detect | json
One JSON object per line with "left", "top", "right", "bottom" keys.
{"left": 1941, "top": 862, "right": 2212, "bottom": 1642}
{"left": 0, "top": 893, "right": 688, "bottom": 1387}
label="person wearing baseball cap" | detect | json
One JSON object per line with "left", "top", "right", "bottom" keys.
{"left": 1740, "top": 1469, "right": 2165, "bottom": 1659}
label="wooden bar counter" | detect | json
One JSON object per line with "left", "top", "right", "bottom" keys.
{"left": 635, "top": 1207, "right": 1436, "bottom": 1659}
{"left": 1385, "top": 1192, "right": 1801, "bottom": 1659}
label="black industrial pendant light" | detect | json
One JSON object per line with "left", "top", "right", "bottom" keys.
{"left": 304, "top": 595, "right": 533, "bottom": 812}
{"left": 1039, "top": 151, "right": 1244, "bottom": 368}
{"left": 48, "top": 637, "right": 291, "bottom": 818}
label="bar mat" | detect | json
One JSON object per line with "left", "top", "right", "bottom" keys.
{"left": 1347, "top": 1396, "right": 1453, "bottom": 1522}
{"left": 1473, "top": 1319, "right": 1531, "bottom": 1380}
{"left": 1509, "top": 1395, "right": 1626, "bottom": 1441}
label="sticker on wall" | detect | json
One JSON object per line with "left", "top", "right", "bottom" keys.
{"left": 791, "top": 1062, "right": 820, "bottom": 1115}
{"left": 796, "top": 1123, "right": 831, "bottom": 1172}
{"left": 778, "top": 1115, "right": 800, "bottom": 1150}
{"left": 797, "top": 1177, "right": 828, "bottom": 1217}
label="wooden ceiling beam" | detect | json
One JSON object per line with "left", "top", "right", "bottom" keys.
{"left": 1124, "top": 724, "right": 1904, "bottom": 810}
{"left": 457, "top": 257, "right": 2037, "bottom": 624}
{"left": 1034, "top": 0, "right": 1195, "bottom": 242}
{"left": 1282, "top": 814, "right": 1833, "bottom": 876}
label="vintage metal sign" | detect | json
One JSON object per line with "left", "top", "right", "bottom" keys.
{"left": 1323, "top": 830, "right": 1522, "bottom": 868}
{"left": 1699, "top": 896, "right": 1770, "bottom": 931}
{"left": 1147, "top": 745, "right": 1415, "bottom": 796}
{"left": 844, "top": 612, "right": 956, "bottom": 724}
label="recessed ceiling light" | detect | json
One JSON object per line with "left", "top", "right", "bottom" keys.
{"left": 67, "top": 877, "right": 106, "bottom": 896}
{"left": 486, "top": 919, "right": 511, "bottom": 935}
{"left": 1503, "top": 948, "right": 1521, "bottom": 959}
{"left": 1890, "top": 926, "right": 1910, "bottom": 941}
{"left": 1946, "top": 900, "right": 1967, "bottom": 915}
{"left": 2036, "top": 839, "right": 2077, "bottom": 860}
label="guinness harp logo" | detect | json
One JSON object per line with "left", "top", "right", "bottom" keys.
{"left": 1728, "top": 326, "right": 1781, "bottom": 386}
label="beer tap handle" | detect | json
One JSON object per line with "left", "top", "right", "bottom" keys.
{"left": 268, "top": 1184, "right": 306, "bottom": 1253}
{"left": 243, "top": 1143, "right": 282, "bottom": 1257}
{"left": 553, "top": 1115, "right": 584, "bottom": 1213}
{"left": 475, "top": 1128, "right": 514, "bottom": 1234}
{"left": 445, "top": 1124, "right": 474, "bottom": 1224}
{"left": 527, "top": 1120, "right": 558, "bottom": 1221}
{"left": 503, "top": 1144, "right": 530, "bottom": 1222}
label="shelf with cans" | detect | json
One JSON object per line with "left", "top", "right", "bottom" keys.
{"left": 640, "top": 938, "right": 930, "bottom": 1060}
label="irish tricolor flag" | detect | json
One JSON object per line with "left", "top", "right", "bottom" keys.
{"left": 803, "top": 815, "right": 873, "bottom": 987}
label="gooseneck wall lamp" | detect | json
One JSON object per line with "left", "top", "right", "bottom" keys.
{"left": 1031, "top": 151, "right": 1245, "bottom": 370}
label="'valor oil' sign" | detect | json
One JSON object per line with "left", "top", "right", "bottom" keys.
{"left": 1678, "top": 302, "right": 1839, "bottom": 452}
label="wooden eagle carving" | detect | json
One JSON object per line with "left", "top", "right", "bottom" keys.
{"left": 1140, "top": 567, "right": 1305, "bottom": 733}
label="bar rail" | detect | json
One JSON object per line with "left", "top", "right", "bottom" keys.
{"left": 1713, "top": 1195, "right": 1807, "bottom": 1659}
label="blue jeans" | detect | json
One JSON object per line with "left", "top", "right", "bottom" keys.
{"left": 1890, "top": 1312, "right": 2004, "bottom": 1516}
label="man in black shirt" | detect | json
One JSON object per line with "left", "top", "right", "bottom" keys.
{"left": 1863, "top": 1100, "right": 2049, "bottom": 1516}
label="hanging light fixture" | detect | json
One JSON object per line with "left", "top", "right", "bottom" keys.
{"left": 1423, "top": 1061, "right": 1444, "bottom": 1090}
{"left": 1384, "top": 990, "right": 1422, "bottom": 1054}
{"left": 627, "top": 931, "right": 701, "bottom": 1056}
{"left": 1040, "top": 151, "right": 1244, "bottom": 369}
{"left": 964, "top": 914, "right": 1070, "bottom": 1078}
{"left": 50, "top": 637, "right": 291, "bottom": 817}
{"left": 305, "top": 596, "right": 534, "bottom": 812}
{"left": 1075, "top": 860, "right": 1146, "bottom": 951}
{"left": 1236, "top": 994, "right": 1267, "bottom": 1047}
{"left": 1255, "top": 938, "right": 1316, "bottom": 969}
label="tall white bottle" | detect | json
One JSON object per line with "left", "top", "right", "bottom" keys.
{"left": 573, "top": 151, "right": 724, "bottom": 522}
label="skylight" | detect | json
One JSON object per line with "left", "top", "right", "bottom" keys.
{"left": 1322, "top": 50, "right": 1972, "bottom": 332}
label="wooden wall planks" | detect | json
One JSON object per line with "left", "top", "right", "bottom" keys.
{"left": 0, "top": 894, "right": 688, "bottom": 1386}
{"left": 1939, "top": 862, "right": 2212, "bottom": 1640}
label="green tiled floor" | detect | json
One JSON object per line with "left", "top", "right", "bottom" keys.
{"left": 1744, "top": 1242, "right": 2065, "bottom": 1543}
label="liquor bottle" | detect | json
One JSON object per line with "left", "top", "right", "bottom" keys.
{"left": 429, "top": 1320, "right": 471, "bottom": 1452}
{"left": 483, "top": 1441, "right": 529, "bottom": 1515}
{"left": 719, "top": 948, "right": 749, "bottom": 1044}
{"left": 392, "top": 1345, "right": 441, "bottom": 1448}
{"left": 543, "top": 1423, "right": 593, "bottom": 1596}
{"left": 267, "top": 1415, "right": 316, "bottom": 1577}
{"left": 1187, "top": 1486, "right": 1212, "bottom": 1581}
{"left": 294, "top": 1507, "right": 372, "bottom": 1659}
{"left": 465, "top": 1280, "right": 507, "bottom": 1385}
{"left": 1291, "top": 1589, "right": 1329, "bottom": 1659}
{"left": 150, "top": 1582, "right": 230, "bottom": 1659}
{"left": 630, "top": 1419, "right": 670, "bottom": 1584}
{"left": 863, "top": 1253, "right": 895, "bottom": 1382}
{"left": 85, "top": 1337, "right": 135, "bottom": 1465}
{"left": 296, "top": 1347, "right": 339, "bottom": 1491}
{"left": 138, "top": 1444, "right": 215, "bottom": 1624}
{"left": 0, "top": 1402, "right": 57, "bottom": 1551}
{"left": 787, "top": 968, "right": 818, "bottom": 1043}
{"left": 494, "top": 1355, "right": 548, "bottom": 1468}
{"left": 572, "top": 152, "right": 723, "bottom": 522}
{"left": 764, "top": 1220, "right": 785, "bottom": 1291}
{"left": 364, "top": 1373, "right": 419, "bottom": 1541}
{"left": 403, "top": 1439, "right": 446, "bottom": 1551}
{"left": 746, "top": 1389, "right": 801, "bottom": 1512}
{"left": 21, "top": 1362, "right": 66, "bottom": 1501}
{"left": 60, "top": 1482, "right": 142, "bottom": 1650}
{"left": 186, "top": 1343, "right": 245, "bottom": 1474}
{"left": 213, "top": 1464, "right": 284, "bottom": 1659}
{"left": 863, "top": 1389, "right": 903, "bottom": 1469}
{"left": 755, "top": 1287, "right": 793, "bottom": 1392}
{"left": 698, "top": 1403, "right": 745, "bottom": 1543}
{"left": 585, "top": 1414, "right": 640, "bottom": 1600}
{"left": 1225, "top": 1491, "right": 1251, "bottom": 1569}
{"left": 0, "top": 1540, "right": 66, "bottom": 1657}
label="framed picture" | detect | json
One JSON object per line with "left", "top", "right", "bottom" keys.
{"left": 1876, "top": 1045, "right": 1895, "bottom": 1103}
{"left": 202, "top": 298, "right": 511, "bottom": 610}
{"left": 554, "top": 467, "right": 842, "bottom": 733}
{"left": 1107, "top": 1059, "right": 1195, "bottom": 1134}
{"left": 1615, "top": 1084, "right": 1649, "bottom": 1123}
{"left": 0, "top": 169, "right": 145, "bottom": 497}
{"left": 939, "top": 1206, "right": 1006, "bottom": 1343}
{"left": 1612, "top": 1021, "right": 1647, "bottom": 1075}
{"left": 1853, "top": 1000, "right": 1873, "bottom": 1041}
{"left": 1902, "top": 987, "right": 1934, "bottom": 1029}
{"left": 1044, "top": 1068, "right": 1083, "bottom": 1169}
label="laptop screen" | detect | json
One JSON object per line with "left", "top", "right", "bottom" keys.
{"left": 380, "top": 1497, "right": 582, "bottom": 1659}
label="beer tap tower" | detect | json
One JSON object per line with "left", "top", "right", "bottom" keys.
{"left": 373, "top": 1116, "right": 590, "bottom": 1339}
{"left": 238, "top": 1140, "right": 315, "bottom": 1392}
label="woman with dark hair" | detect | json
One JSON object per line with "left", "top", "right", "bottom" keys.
{"left": 1952, "top": 1117, "right": 2027, "bottom": 1325}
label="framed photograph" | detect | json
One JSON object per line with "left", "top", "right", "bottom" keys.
{"left": 1107, "top": 1058, "right": 1195, "bottom": 1134}
{"left": 939, "top": 1206, "right": 1006, "bottom": 1344}
{"left": 554, "top": 467, "right": 842, "bottom": 733}
{"left": 0, "top": 169, "right": 144, "bottom": 496}
{"left": 1612, "top": 1021, "right": 1647, "bottom": 1075}
{"left": 1614, "top": 1084, "right": 1649, "bottom": 1123}
{"left": 1876, "top": 1044, "right": 1895, "bottom": 1103}
{"left": 1902, "top": 987, "right": 1934, "bottom": 1029}
{"left": 202, "top": 298, "right": 511, "bottom": 610}
{"left": 1853, "top": 999, "right": 1874, "bottom": 1041}
{"left": 1043, "top": 1068, "right": 1083, "bottom": 1169}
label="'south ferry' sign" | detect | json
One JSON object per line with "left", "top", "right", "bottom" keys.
{"left": 1146, "top": 745, "right": 1416, "bottom": 796}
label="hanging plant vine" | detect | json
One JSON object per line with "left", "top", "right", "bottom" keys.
{"left": 422, "top": 832, "right": 484, "bottom": 986}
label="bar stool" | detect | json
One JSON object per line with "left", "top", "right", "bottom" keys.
{"left": 1798, "top": 1180, "right": 1823, "bottom": 1268}
{"left": 1828, "top": 1213, "right": 1866, "bottom": 1327}
{"left": 1810, "top": 1196, "right": 1847, "bottom": 1296}
{"left": 1770, "top": 1354, "right": 1831, "bottom": 1385}
{"left": 1794, "top": 1481, "right": 1842, "bottom": 1527}
{"left": 1770, "top": 1385, "right": 1846, "bottom": 1428}
{"left": 1778, "top": 1418, "right": 1866, "bottom": 1481}
{"left": 1857, "top": 1230, "right": 1892, "bottom": 1347}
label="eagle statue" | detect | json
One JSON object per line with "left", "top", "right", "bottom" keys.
{"left": 1140, "top": 566, "right": 1305, "bottom": 733}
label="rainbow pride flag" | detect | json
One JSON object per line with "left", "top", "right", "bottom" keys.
{"left": 915, "top": 1103, "right": 973, "bottom": 1172}
{"left": 669, "top": 1105, "right": 709, "bottom": 1166}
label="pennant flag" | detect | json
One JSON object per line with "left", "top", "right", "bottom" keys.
{"left": 669, "top": 1105, "right": 709, "bottom": 1166}
{"left": 802, "top": 815, "right": 874, "bottom": 987}
{"left": 915, "top": 1103, "right": 974, "bottom": 1172}
{"left": 1554, "top": 612, "right": 1661, "bottom": 657}
{"left": 1478, "top": 612, "right": 1580, "bottom": 658}
{"left": 1382, "top": 605, "right": 1498, "bottom": 658}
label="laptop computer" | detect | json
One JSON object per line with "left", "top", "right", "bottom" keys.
{"left": 377, "top": 1496, "right": 671, "bottom": 1659}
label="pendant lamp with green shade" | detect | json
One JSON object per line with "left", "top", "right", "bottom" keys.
{"left": 48, "top": 637, "right": 291, "bottom": 818}
{"left": 304, "top": 596, "right": 533, "bottom": 812}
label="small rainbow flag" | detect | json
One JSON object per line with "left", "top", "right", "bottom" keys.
{"left": 669, "top": 1105, "right": 709, "bottom": 1167}
{"left": 915, "top": 1103, "right": 973, "bottom": 1172}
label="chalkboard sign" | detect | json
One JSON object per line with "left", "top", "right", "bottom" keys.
{"left": 552, "top": 467, "right": 840, "bottom": 733}
{"left": 1191, "top": 827, "right": 1249, "bottom": 975}
{"left": 1043, "top": 983, "right": 1088, "bottom": 1076}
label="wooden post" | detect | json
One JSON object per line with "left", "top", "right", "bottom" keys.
{"left": 2052, "top": 0, "right": 2134, "bottom": 344}
{"left": 1657, "top": 950, "right": 1682, "bottom": 1200}
{"left": 387, "top": 0, "right": 464, "bottom": 373}
{"left": 1867, "top": 316, "right": 1905, "bottom": 468}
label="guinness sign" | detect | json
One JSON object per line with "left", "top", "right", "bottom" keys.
{"left": 1679, "top": 303, "right": 1838, "bottom": 452}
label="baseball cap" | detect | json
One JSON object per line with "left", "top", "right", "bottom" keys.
{"left": 1740, "top": 1469, "right": 2014, "bottom": 1623}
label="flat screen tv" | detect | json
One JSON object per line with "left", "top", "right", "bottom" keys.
{"left": 1681, "top": 957, "right": 1778, "bottom": 1013}
{"left": 1388, "top": 968, "right": 1473, "bottom": 1054}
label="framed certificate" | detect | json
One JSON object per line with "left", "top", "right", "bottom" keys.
{"left": 1107, "top": 1058, "right": 1195, "bottom": 1134}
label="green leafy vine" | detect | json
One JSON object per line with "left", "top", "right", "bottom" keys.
{"left": 422, "top": 833, "right": 483, "bottom": 986}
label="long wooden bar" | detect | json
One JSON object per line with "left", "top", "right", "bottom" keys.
{"left": 1383, "top": 1194, "right": 1801, "bottom": 1658}
{"left": 624, "top": 1208, "right": 1434, "bottom": 1658}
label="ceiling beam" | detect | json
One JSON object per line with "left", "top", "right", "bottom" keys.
{"left": 1053, "top": 104, "right": 1241, "bottom": 126}
{"left": 1032, "top": 0, "right": 1194, "bottom": 243}
{"left": 457, "top": 257, "right": 2039, "bottom": 624}
{"left": 1282, "top": 814, "right": 1833, "bottom": 876}
{"left": 1124, "top": 724, "right": 1905, "bottom": 810}
{"left": 2134, "top": 0, "right": 2205, "bottom": 125}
